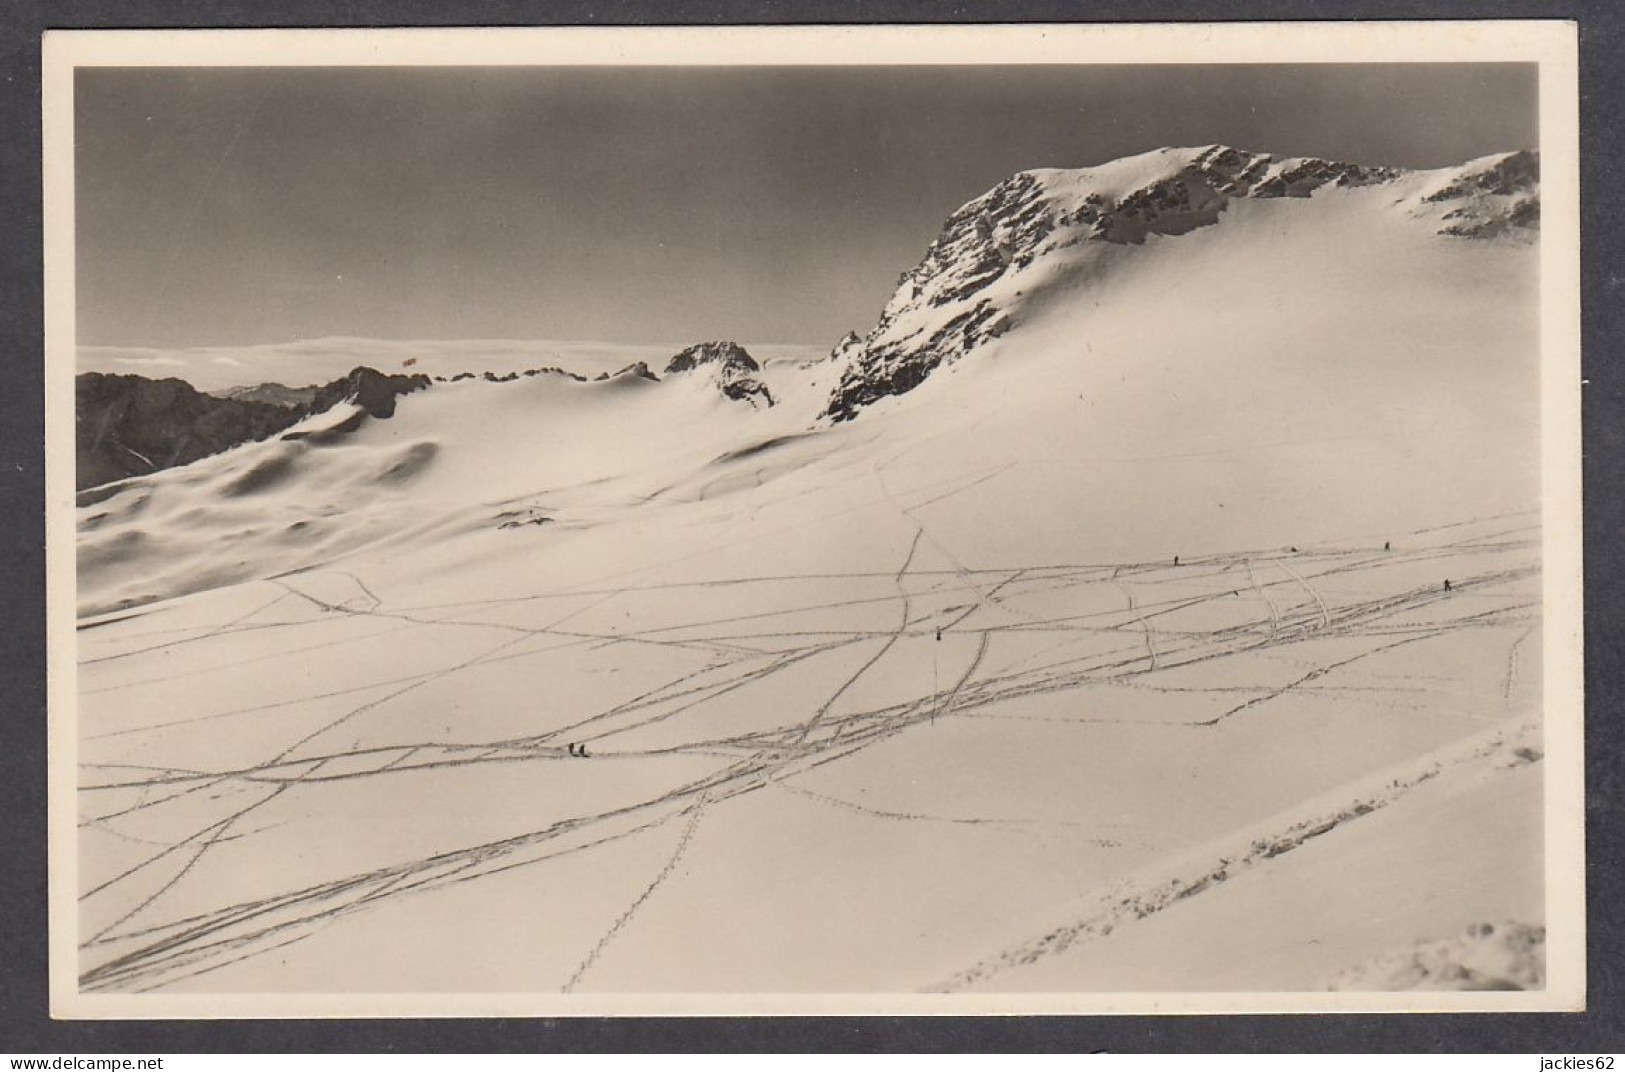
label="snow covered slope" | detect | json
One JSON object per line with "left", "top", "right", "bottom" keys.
{"left": 71, "top": 145, "right": 1548, "bottom": 1000}
{"left": 825, "top": 145, "right": 1537, "bottom": 420}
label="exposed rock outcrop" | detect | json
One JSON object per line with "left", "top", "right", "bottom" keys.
{"left": 823, "top": 145, "right": 1537, "bottom": 422}
{"left": 593, "top": 361, "right": 660, "bottom": 382}
{"left": 1422, "top": 150, "right": 1540, "bottom": 238}
{"left": 305, "top": 366, "right": 432, "bottom": 419}
{"left": 76, "top": 365, "right": 433, "bottom": 490}
{"left": 664, "top": 341, "right": 774, "bottom": 407}
{"left": 664, "top": 341, "right": 757, "bottom": 376}
{"left": 829, "top": 331, "right": 864, "bottom": 364}
{"left": 76, "top": 374, "right": 304, "bottom": 491}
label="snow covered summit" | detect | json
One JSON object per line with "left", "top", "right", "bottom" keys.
{"left": 824, "top": 144, "right": 1539, "bottom": 421}
{"left": 663, "top": 340, "right": 775, "bottom": 407}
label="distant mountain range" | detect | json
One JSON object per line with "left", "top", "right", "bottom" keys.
{"left": 75, "top": 341, "right": 786, "bottom": 490}
{"left": 76, "top": 368, "right": 430, "bottom": 491}
{"left": 213, "top": 382, "right": 321, "bottom": 408}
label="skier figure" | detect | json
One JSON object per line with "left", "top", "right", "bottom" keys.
{"left": 1443, "top": 579, "right": 1453, "bottom": 592}
{"left": 1173, "top": 555, "right": 1180, "bottom": 566}
{"left": 1384, "top": 540, "right": 1391, "bottom": 551}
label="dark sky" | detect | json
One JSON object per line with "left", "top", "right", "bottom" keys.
{"left": 75, "top": 64, "right": 1538, "bottom": 349}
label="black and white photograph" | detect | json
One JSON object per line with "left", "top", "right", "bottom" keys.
{"left": 45, "top": 23, "right": 1584, "bottom": 1017}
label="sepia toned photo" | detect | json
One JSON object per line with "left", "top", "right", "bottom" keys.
{"left": 45, "top": 23, "right": 1584, "bottom": 1017}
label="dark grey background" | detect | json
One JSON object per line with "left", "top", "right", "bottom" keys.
{"left": 3, "top": 0, "right": 1619, "bottom": 1054}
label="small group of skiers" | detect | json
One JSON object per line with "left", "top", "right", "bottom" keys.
{"left": 565, "top": 742, "right": 591, "bottom": 758}
{"left": 1163, "top": 539, "right": 1454, "bottom": 591}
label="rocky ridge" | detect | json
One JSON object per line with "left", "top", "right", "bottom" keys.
{"left": 76, "top": 374, "right": 304, "bottom": 491}
{"left": 76, "top": 366, "right": 433, "bottom": 491}
{"left": 823, "top": 145, "right": 1539, "bottom": 422}
{"left": 75, "top": 339, "right": 783, "bottom": 491}
{"left": 664, "top": 341, "right": 775, "bottom": 407}
{"left": 214, "top": 382, "right": 321, "bottom": 409}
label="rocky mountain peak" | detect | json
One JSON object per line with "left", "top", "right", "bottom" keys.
{"left": 830, "top": 331, "right": 864, "bottom": 362}
{"left": 1420, "top": 150, "right": 1540, "bottom": 238}
{"left": 593, "top": 361, "right": 660, "bottom": 382}
{"left": 664, "top": 341, "right": 774, "bottom": 407}
{"left": 308, "top": 366, "right": 433, "bottom": 419}
{"left": 75, "top": 373, "right": 303, "bottom": 491}
{"left": 215, "top": 382, "right": 320, "bottom": 409}
{"left": 664, "top": 340, "right": 760, "bottom": 376}
{"left": 822, "top": 145, "right": 1537, "bottom": 422}
{"left": 76, "top": 364, "right": 436, "bottom": 492}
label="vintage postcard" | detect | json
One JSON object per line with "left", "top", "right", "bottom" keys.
{"left": 44, "top": 21, "right": 1583, "bottom": 1017}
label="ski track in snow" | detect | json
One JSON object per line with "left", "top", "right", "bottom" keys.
{"left": 73, "top": 508, "right": 1542, "bottom": 994}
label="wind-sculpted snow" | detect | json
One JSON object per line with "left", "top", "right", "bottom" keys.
{"left": 825, "top": 145, "right": 1537, "bottom": 421}
{"left": 1326, "top": 920, "right": 1546, "bottom": 991}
